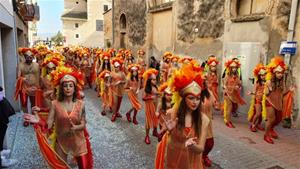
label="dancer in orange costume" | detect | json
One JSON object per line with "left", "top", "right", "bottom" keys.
{"left": 204, "top": 56, "right": 220, "bottom": 110}
{"left": 160, "top": 52, "right": 172, "bottom": 83}
{"left": 110, "top": 58, "right": 126, "bottom": 122}
{"left": 125, "top": 64, "right": 142, "bottom": 125}
{"left": 262, "top": 56, "right": 295, "bottom": 144}
{"left": 24, "top": 66, "right": 93, "bottom": 169}
{"left": 81, "top": 51, "right": 93, "bottom": 88}
{"left": 247, "top": 64, "right": 267, "bottom": 132}
{"left": 137, "top": 49, "right": 146, "bottom": 73}
{"left": 223, "top": 59, "right": 246, "bottom": 128}
{"left": 168, "top": 55, "right": 180, "bottom": 79}
{"left": 156, "top": 82, "right": 173, "bottom": 142}
{"left": 15, "top": 48, "right": 40, "bottom": 127}
{"left": 39, "top": 55, "right": 62, "bottom": 108}
{"left": 98, "top": 70, "right": 112, "bottom": 116}
{"left": 142, "top": 68, "right": 160, "bottom": 144}
{"left": 155, "top": 62, "right": 209, "bottom": 169}
{"left": 137, "top": 49, "right": 146, "bottom": 89}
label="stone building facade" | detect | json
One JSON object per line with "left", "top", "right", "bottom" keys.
{"left": 111, "top": 0, "right": 300, "bottom": 127}
{"left": 61, "top": 0, "right": 112, "bottom": 47}
{"left": 103, "top": 8, "right": 112, "bottom": 48}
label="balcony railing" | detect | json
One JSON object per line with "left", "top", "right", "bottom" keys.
{"left": 13, "top": 0, "right": 40, "bottom": 21}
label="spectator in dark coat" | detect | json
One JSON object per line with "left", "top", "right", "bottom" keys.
{"left": 0, "top": 86, "right": 17, "bottom": 168}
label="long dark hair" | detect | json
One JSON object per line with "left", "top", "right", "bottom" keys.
{"left": 177, "top": 96, "right": 202, "bottom": 137}
{"left": 57, "top": 82, "right": 78, "bottom": 102}
{"left": 102, "top": 61, "right": 111, "bottom": 71}
{"left": 145, "top": 78, "right": 157, "bottom": 94}
{"left": 257, "top": 75, "right": 264, "bottom": 85}
{"left": 130, "top": 70, "right": 139, "bottom": 81}
{"left": 161, "top": 94, "right": 167, "bottom": 111}
{"left": 200, "top": 88, "right": 210, "bottom": 103}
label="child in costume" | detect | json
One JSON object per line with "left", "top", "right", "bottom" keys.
{"left": 143, "top": 68, "right": 160, "bottom": 144}
{"left": 223, "top": 58, "right": 246, "bottom": 128}
{"left": 125, "top": 64, "right": 142, "bottom": 125}
{"left": 262, "top": 56, "right": 295, "bottom": 144}
{"left": 98, "top": 70, "right": 112, "bottom": 116}
{"left": 247, "top": 64, "right": 266, "bottom": 132}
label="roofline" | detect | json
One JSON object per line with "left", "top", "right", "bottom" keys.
{"left": 103, "top": 8, "right": 112, "bottom": 15}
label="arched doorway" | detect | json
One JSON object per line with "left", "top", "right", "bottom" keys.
{"left": 119, "top": 14, "right": 127, "bottom": 48}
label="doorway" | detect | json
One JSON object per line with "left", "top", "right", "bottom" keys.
{"left": 119, "top": 14, "right": 127, "bottom": 48}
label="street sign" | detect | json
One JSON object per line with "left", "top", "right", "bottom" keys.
{"left": 279, "top": 41, "right": 297, "bottom": 55}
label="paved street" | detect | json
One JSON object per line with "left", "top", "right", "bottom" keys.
{"left": 5, "top": 89, "right": 300, "bottom": 169}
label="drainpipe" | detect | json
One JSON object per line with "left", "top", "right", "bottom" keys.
{"left": 112, "top": 0, "right": 115, "bottom": 47}
{"left": 285, "top": 0, "right": 298, "bottom": 65}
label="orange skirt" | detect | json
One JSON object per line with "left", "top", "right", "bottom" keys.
{"left": 127, "top": 90, "right": 142, "bottom": 111}
{"left": 144, "top": 100, "right": 158, "bottom": 129}
{"left": 155, "top": 133, "right": 168, "bottom": 169}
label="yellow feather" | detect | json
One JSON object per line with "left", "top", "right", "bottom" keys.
{"left": 223, "top": 99, "right": 228, "bottom": 123}
{"left": 247, "top": 96, "right": 256, "bottom": 122}
{"left": 48, "top": 128, "right": 57, "bottom": 150}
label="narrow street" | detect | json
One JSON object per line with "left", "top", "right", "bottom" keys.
{"left": 5, "top": 89, "right": 300, "bottom": 169}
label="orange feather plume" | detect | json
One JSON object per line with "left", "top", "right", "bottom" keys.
{"left": 253, "top": 63, "right": 266, "bottom": 77}
{"left": 50, "top": 66, "right": 84, "bottom": 90}
{"left": 171, "top": 63, "right": 204, "bottom": 92}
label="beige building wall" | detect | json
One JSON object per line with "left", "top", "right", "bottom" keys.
{"left": 64, "top": 0, "right": 87, "bottom": 12}
{"left": 152, "top": 10, "right": 173, "bottom": 56}
{"left": 62, "top": 20, "right": 86, "bottom": 46}
{"left": 104, "top": 9, "right": 112, "bottom": 48}
{"left": 62, "top": 0, "right": 111, "bottom": 47}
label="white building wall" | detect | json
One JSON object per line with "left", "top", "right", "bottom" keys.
{"left": 62, "top": 0, "right": 111, "bottom": 47}
{"left": 64, "top": 0, "right": 87, "bottom": 13}
{"left": 0, "top": 1, "right": 20, "bottom": 110}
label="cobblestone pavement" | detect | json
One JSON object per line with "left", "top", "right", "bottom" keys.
{"left": 5, "top": 89, "right": 300, "bottom": 169}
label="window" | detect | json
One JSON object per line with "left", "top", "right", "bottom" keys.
{"left": 237, "top": 0, "right": 268, "bottom": 15}
{"left": 96, "top": 20, "right": 103, "bottom": 31}
{"left": 104, "top": 5, "right": 109, "bottom": 12}
{"left": 75, "top": 23, "right": 79, "bottom": 28}
{"left": 75, "top": 34, "right": 79, "bottom": 38}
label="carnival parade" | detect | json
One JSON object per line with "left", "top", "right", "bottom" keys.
{"left": 1, "top": 0, "right": 300, "bottom": 169}
{"left": 2, "top": 45, "right": 293, "bottom": 169}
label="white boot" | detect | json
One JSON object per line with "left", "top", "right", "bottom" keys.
{"left": 1, "top": 156, "right": 17, "bottom": 167}
{"left": 1, "top": 149, "right": 11, "bottom": 157}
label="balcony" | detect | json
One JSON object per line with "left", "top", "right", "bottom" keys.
{"left": 13, "top": 0, "right": 40, "bottom": 21}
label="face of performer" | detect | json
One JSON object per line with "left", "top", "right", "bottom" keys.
{"left": 231, "top": 66, "right": 237, "bottom": 73}
{"left": 47, "top": 67, "right": 56, "bottom": 74}
{"left": 132, "top": 70, "right": 138, "bottom": 76}
{"left": 63, "top": 81, "right": 75, "bottom": 97}
{"left": 151, "top": 76, "right": 157, "bottom": 86}
{"left": 114, "top": 65, "right": 120, "bottom": 72}
{"left": 104, "top": 59, "right": 109, "bottom": 64}
{"left": 275, "top": 71, "right": 283, "bottom": 80}
{"left": 165, "top": 93, "right": 173, "bottom": 102}
{"left": 259, "top": 74, "right": 266, "bottom": 81}
{"left": 185, "top": 94, "right": 201, "bottom": 111}
{"left": 24, "top": 54, "right": 33, "bottom": 64}
{"left": 210, "top": 65, "right": 216, "bottom": 72}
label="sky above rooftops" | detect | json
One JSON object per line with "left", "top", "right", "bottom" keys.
{"left": 37, "top": 0, "right": 64, "bottom": 39}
